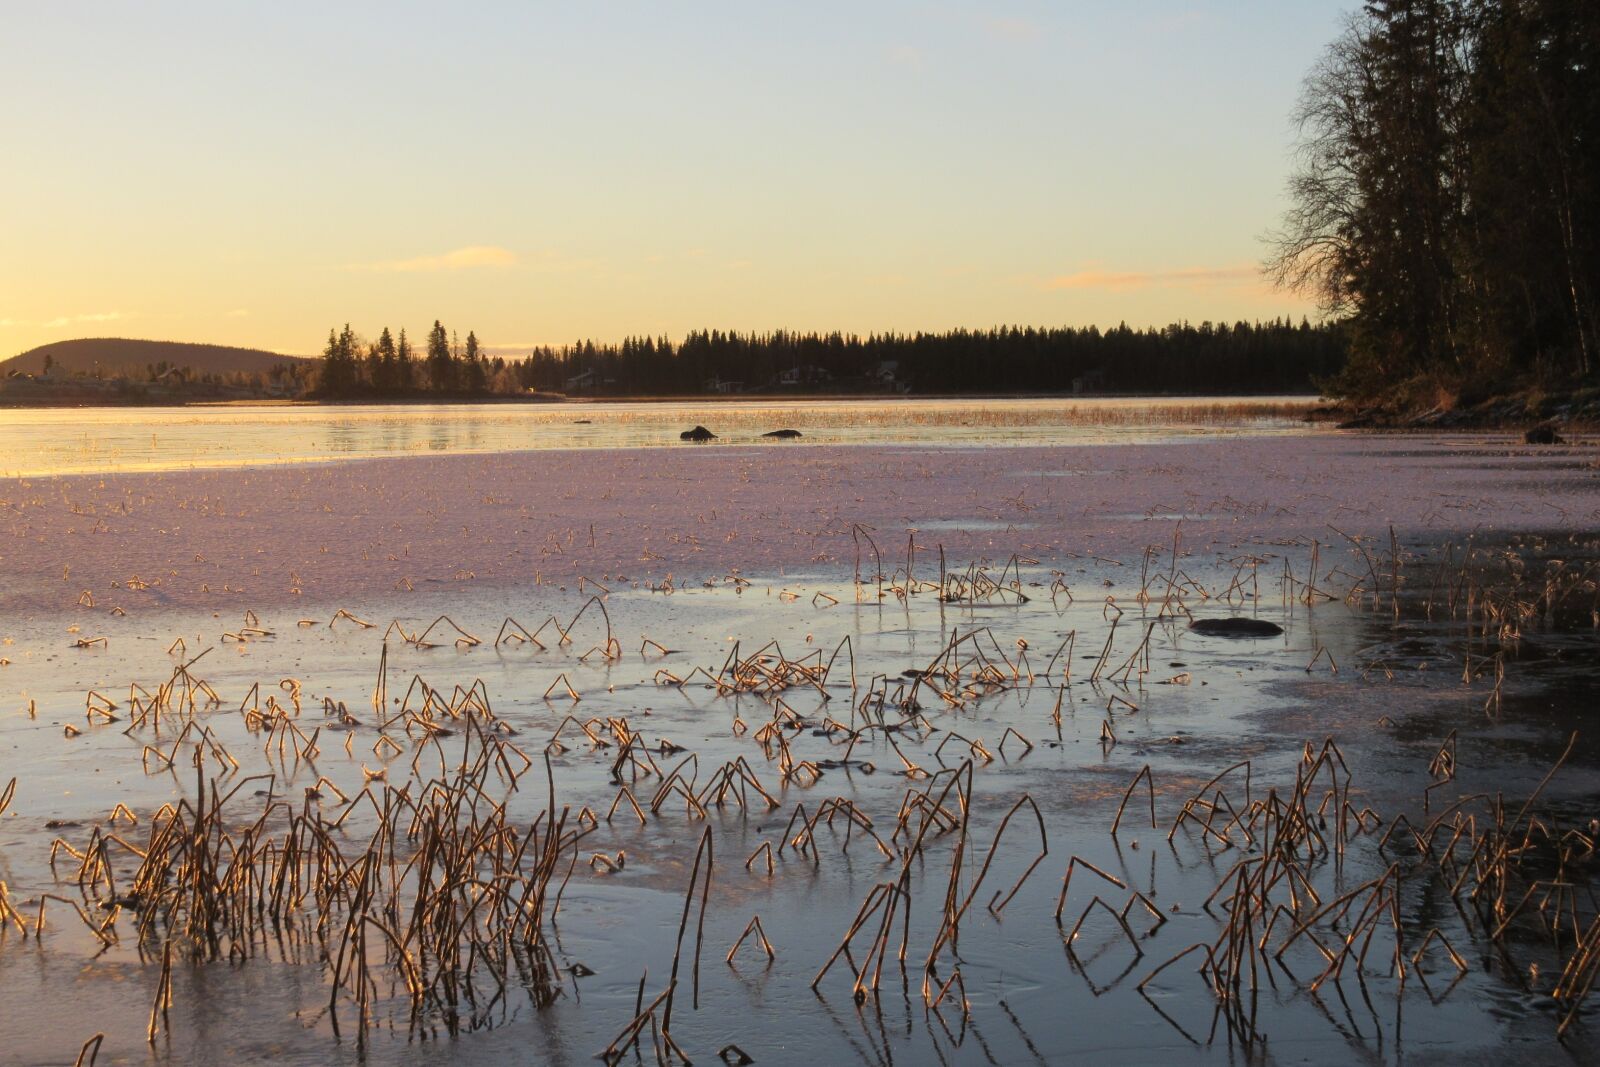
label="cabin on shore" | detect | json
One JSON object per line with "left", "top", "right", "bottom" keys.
{"left": 869, "top": 360, "right": 905, "bottom": 390}
{"left": 778, "top": 364, "right": 832, "bottom": 387}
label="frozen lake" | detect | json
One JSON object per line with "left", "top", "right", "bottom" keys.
{"left": 0, "top": 396, "right": 1320, "bottom": 476}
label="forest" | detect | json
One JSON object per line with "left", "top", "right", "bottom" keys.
{"left": 313, "top": 318, "right": 1346, "bottom": 398}
{"left": 1269, "top": 0, "right": 1598, "bottom": 405}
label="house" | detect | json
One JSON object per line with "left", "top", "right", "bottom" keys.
{"left": 704, "top": 376, "right": 743, "bottom": 394}
{"left": 778, "top": 364, "right": 832, "bottom": 387}
{"left": 869, "top": 360, "right": 902, "bottom": 388}
{"left": 564, "top": 368, "right": 599, "bottom": 393}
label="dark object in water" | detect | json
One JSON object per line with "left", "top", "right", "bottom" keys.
{"left": 574, "top": 419, "right": 592, "bottom": 424}
{"left": 1189, "top": 617, "right": 1284, "bottom": 638}
{"left": 1524, "top": 423, "right": 1564, "bottom": 445}
{"left": 680, "top": 425, "right": 717, "bottom": 441}
{"left": 762, "top": 428, "right": 803, "bottom": 438}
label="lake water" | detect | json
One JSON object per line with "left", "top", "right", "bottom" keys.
{"left": 0, "top": 397, "right": 1320, "bottom": 476}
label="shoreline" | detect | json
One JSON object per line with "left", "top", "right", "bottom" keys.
{"left": 1326, "top": 384, "right": 1600, "bottom": 432}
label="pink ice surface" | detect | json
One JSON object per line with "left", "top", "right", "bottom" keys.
{"left": 1, "top": 435, "right": 1595, "bottom": 615}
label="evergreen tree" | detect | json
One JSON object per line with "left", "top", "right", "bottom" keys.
{"left": 317, "top": 323, "right": 360, "bottom": 396}
{"left": 372, "top": 326, "right": 397, "bottom": 393}
{"left": 1271, "top": 0, "right": 1597, "bottom": 400}
{"left": 395, "top": 328, "right": 415, "bottom": 392}
{"left": 426, "top": 320, "right": 455, "bottom": 393}
{"left": 462, "top": 330, "right": 487, "bottom": 392}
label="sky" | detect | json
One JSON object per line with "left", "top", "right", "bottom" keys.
{"left": 2, "top": 1, "right": 1352, "bottom": 357}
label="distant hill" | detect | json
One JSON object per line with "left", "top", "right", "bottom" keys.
{"left": 2, "top": 338, "right": 312, "bottom": 378}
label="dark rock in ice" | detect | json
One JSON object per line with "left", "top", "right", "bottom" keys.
{"left": 1524, "top": 423, "right": 1564, "bottom": 445}
{"left": 762, "top": 428, "right": 803, "bottom": 438}
{"left": 679, "top": 425, "right": 717, "bottom": 441}
{"left": 1189, "top": 617, "right": 1284, "bottom": 638}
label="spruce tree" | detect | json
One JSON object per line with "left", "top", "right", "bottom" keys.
{"left": 317, "top": 324, "right": 359, "bottom": 397}
{"left": 396, "top": 328, "right": 415, "bottom": 392}
{"left": 373, "top": 327, "right": 397, "bottom": 393}
{"left": 426, "top": 320, "right": 455, "bottom": 393}
{"left": 462, "top": 330, "right": 487, "bottom": 392}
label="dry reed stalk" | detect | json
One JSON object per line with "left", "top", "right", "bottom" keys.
{"left": 726, "top": 915, "right": 776, "bottom": 964}
{"left": 661, "top": 827, "right": 714, "bottom": 1030}
{"left": 72, "top": 1035, "right": 105, "bottom": 1067}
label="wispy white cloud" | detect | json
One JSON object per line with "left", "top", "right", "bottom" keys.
{"left": 1045, "top": 265, "right": 1260, "bottom": 292}
{"left": 347, "top": 245, "right": 519, "bottom": 273}
{"left": 35, "top": 311, "right": 125, "bottom": 329}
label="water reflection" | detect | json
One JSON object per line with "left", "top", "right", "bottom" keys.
{"left": 0, "top": 397, "right": 1323, "bottom": 477}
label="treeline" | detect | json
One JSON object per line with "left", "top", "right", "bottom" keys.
{"left": 521, "top": 320, "right": 1342, "bottom": 394}
{"left": 316, "top": 318, "right": 1345, "bottom": 398}
{"left": 314, "top": 321, "right": 521, "bottom": 397}
{"left": 1, "top": 359, "right": 311, "bottom": 402}
{"left": 1271, "top": 0, "right": 1598, "bottom": 403}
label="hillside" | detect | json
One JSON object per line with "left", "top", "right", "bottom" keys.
{"left": 2, "top": 337, "right": 311, "bottom": 378}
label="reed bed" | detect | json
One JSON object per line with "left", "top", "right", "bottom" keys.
{"left": 5, "top": 527, "right": 1599, "bottom": 1062}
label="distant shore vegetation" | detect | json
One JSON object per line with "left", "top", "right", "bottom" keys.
{"left": 1270, "top": 0, "right": 1598, "bottom": 411}
{"left": 311, "top": 317, "right": 1347, "bottom": 400}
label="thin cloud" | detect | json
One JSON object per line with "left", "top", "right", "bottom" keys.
{"left": 39, "top": 311, "right": 125, "bottom": 328}
{"left": 1046, "top": 265, "right": 1260, "bottom": 292}
{"left": 348, "top": 245, "right": 519, "bottom": 273}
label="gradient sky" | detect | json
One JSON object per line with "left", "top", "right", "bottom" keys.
{"left": 3, "top": 2, "right": 1351, "bottom": 357}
